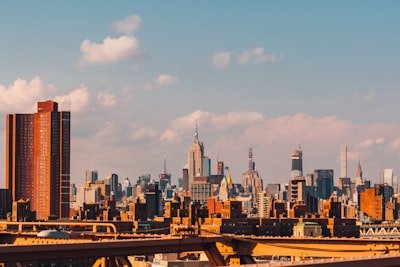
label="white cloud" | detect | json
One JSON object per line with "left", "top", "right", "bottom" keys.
{"left": 98, "top": 90, "right": 118, "bottom": 107}
{"left": 389, "top": 138, "right": 400, "bottom": 151}
{"left": 242, "top": 113, "right": 353, "bottom": 146}
{"left": 0, "top": 77, "right": 90, "bottom": 113}
{"left": 238, "top": 47, "right": 282, "bottom": 65}
{"left": 0, "top": 76, "right": 55, "bottom": 112}
{"left": 55, "top": 85, "right": 90, "bottom": 112}
{"left": 211, "top": 52, "right": 231, "bottom": 69}
{"left": 156, "top": 75, "right": 178, "bottom": 87}
{"left": 130, "top": 126, "right": 159, "bottom": 141}
{"left": 112, "top": 14, "right": 141, "bottom": 34}
{"left": 160, "top": 128, "right": 182, "bottom": 144}
{"left": 160, "top": 110, "right": 264, "bottom": 143}
{"left": 358, "top": 138, "right": 385, "bottom": 149}
{"left": 143, "top": 74, "right": 178, "bottom": 91}
{"left": 80, "top": 36, "right": 140, "bottom": 65}
{"left": 211, "top": 111, "right": 264, "bottom": 130}
{"left": 211, "top": 47, "right": 282, "bottom": 69}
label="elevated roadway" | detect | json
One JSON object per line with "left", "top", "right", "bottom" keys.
{"left": 0, "top": 235, "right": 229, "bottom": 266}
{"left": 219, "top": 235, "right": 400, "bottom": 258}
{"left": 3, "top": 234, "right": 400, "bottom": 266}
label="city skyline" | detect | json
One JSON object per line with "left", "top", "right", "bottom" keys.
{"left": 0, "top": 2, "right": 400, "bottom": 185}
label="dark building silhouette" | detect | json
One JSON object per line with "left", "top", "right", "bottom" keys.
{"left": 145, "top": 183, "right": 162, "bottom": 219}
{"left": 182, "top": 168, "right": 189, "bottom": 191}
{"left": 0, "top": 189, "right": 11, "bottom": 219}
{"left": 315, "top": 169, "right": 334, "bottom": 200}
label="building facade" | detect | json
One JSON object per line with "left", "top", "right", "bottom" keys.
{"left": 85, "top": 170, "right": 98, "bottom": 184}
{"left": 188, "top": 126, "right": 205, "bottom": 189}
{"left": 340, "top": 145, "right": 347, "bottom": 178}
{"left": 288, "top": 176, "right": 306, "bottom": 202}
{"left": 315, "top": 169, "right": 334, "bottom": 200}
{"left": 291, "top": 147, "right": 303, "bottom": 178}
{"left": 191, "top": 176, "right": 211, "bottom": 204}
{"left": 6, "top": 100, "right": 70, "bottom": 219}
{"left": 241, "top": 148, "right": 264, "bottom": 204}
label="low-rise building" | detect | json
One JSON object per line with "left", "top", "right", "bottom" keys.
{"left": 293, "top": 222, "right": 322, "bottom": 237}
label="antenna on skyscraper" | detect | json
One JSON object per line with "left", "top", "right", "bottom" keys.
{"left": 163, "top": 155, "right": 167, "bottom": 174}
{"left": 194, "top": 121, "right": 200, "bottom": 143}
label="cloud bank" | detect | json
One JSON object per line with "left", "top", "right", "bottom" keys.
{"left": 0, "top": 77, "right": 90, "bottom": 113}
{"left": 211, "top": 47, "right": 283, "bottom": 69}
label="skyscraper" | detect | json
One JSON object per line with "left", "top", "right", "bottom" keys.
{"left": 202, "top": 156, "right": 211, "bottom": 177}
{"left": 85, "top": 170, "right": 98, "bottom": 184}
{"left": 182, "top": 168, "right": 189, "bottom": 192}
{"left": 355, "top": 160, "right": 363, "bottom": 187}
{"left": 145, "top": 182, "right": 162, "bottom": 219}
{"left": 340, "top": 145, "right": 347, "bottom": 178}
{"left": 383, "top": 169, "right": 394, "bottom": 187}
{"left": 6, "top": 100, "right": 70, "bottom": 219}
{"left": 291, "top": 146, "right": 303, "bottom": 178}
{"left": 6, "top": 113, "right": 34, "bottom": 205}
{"left": 241, "top": 148, "right": 263, "bottom": 204}
{"left": 315, "top": 169, "right": 334, "bottom": 200}
{"left": 159, "top": 157, "right": 171, "bottom": 191}
{"left": 288, "top": 177, "right": 306, "bottom": 202}
{"left": 109, "top": 173, "right": 119, "bottom": 195}
{"left": 188, "top": 125, "right": 205, "bottom": 189}
{"left": 219, "top": 176, "right": 229, "bottom": 201}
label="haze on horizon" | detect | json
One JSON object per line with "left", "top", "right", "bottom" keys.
{"left": 0, "top": 1, "right": 399, "bottom": 186}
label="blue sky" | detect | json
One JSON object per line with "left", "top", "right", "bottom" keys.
{"left": 0, "top": 1, "right": 400, "bottom": 186}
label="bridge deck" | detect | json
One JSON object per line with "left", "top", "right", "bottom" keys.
{"left": 0, "top": 236, "right": 230, "bottom": 262}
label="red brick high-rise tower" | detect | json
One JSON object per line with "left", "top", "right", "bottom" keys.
{"left": 6, "top": 100, "right": 70, "bottom": 220}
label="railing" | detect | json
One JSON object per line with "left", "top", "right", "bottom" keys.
{"left": 0, "top": 221, "right": 118, "bottom": 234}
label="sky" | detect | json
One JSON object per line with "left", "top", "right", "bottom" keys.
{"left": 0, "top": 1, "right": 400, "bottom": 187}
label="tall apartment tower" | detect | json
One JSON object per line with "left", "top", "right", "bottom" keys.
{"left": 383, "top": 169, "right": 394, "bottom": 187}
{"left": 291, "top": 146, "right": 303, "bottom": 178}
{"left": 6, "top": 100, "right": 70, "bottom": 220}
{"left": 188, "top": 125, "right": 205, "bottom": 189}
{"left": 340, "top": 145, "right": 347, "bottom": 178}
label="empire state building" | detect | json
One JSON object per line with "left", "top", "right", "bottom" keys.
{"left": 188, "top": 126, "right": 205, "bottom": 189}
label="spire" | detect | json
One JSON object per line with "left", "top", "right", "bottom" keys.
{"left": 163, "top": 155, "right": 167, "bottom": 174}
{"left": 194, "top": 121, "right": 200, "bottom": 144}
{"left": 356, "top": 159, "right": 363, "bottom": 179}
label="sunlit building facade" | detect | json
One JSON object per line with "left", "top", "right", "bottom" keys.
{"left": 6, "top": 100, "right": 70, "bottom": 219}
